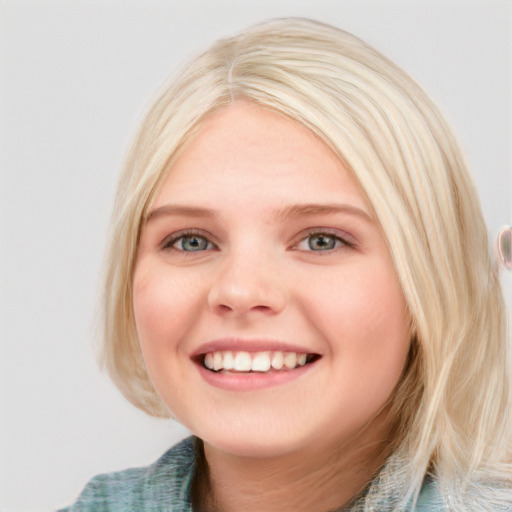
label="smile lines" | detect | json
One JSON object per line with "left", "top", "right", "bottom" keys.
{"left": 203, "top": 350, "right": 315, "bottom": 373}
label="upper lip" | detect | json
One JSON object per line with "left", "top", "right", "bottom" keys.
{"left": 190, "top": 338, "right": 319, "bottom": 358}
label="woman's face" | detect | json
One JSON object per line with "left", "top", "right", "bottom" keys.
{"left": 134, "top": 101, "right": 410, "bottom": 458}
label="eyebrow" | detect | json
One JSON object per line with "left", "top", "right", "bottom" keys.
{"left": 146, "top": 205, "right": 216, "bottom": 222}
{"left": 145, "top": 202, "right": 373, "bottom": 223}
{"left": 275, "top": 203, "right": 373, "bottom": 222}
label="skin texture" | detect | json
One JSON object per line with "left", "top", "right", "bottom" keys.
{"left": 133, "top": 101, "right": 411, "bottom": 511}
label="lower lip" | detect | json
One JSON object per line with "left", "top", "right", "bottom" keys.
{"left": 196, "top": 360, "right": 319, "bottom": 391}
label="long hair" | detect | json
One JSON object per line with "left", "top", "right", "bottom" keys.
{"left": 98, "top": 18, "right": 511, "bottom": 509}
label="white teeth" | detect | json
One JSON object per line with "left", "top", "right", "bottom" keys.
{"left": 203, "top": 350, "right": 312, "bottom": 373}
{"left": 204, "top": 352, "right": 214, "bottom": 370}
{"left": 283, "top": 352, "right": 297, "bottom": 369}
{"left": 233, "top": 352, "right": 252, "bottom": 372}
{"left": 213, "top": 352, "right": 223, "bottom": 371}
{"left": 251, "top": 352, "right": 271, "bottom": 372}
{"left": 223, "top": 351, "right": 234, "bottom": 370}
{"left": 271, "top": 351, "right": 284, "bottom": 370}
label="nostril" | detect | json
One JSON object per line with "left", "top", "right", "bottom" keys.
{"left": 253, "top": 305, "right": 272, "bottom": 312}
{"left": 216, "top": 304, "right": 234, "bottom": 313}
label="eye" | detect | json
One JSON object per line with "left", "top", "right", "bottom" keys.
{"left": 162, "top": 232, "right": 215, "bottom": 252}
{"left": 295, "top": 232, "right": 350, "bottom": 252}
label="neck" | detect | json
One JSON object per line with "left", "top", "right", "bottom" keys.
{"left": 193, "top": 411, "right": 394, "bottom": 512}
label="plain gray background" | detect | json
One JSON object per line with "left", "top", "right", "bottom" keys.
{"left": 1, "top": 1, "right": 511, "bottom": 510}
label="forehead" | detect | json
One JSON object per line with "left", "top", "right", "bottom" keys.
{"left": 153, "top": 101, "right": 368, "bottom": 212}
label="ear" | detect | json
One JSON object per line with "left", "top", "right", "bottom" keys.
{"left": 497, "top": 225, "right": 512, "bottom": 270}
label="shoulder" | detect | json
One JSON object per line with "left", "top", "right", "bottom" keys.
{"left": 414, "top": 478, "right": 443, "bottom": 511}
{"left": 58, "top": 436, "right": 196, "bottom": 512}
{"left": 415, "top": 476, "right": 512, "bottom": 512}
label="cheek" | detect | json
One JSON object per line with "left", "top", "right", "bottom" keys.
{"left": 131, "top": 263, "right": 211, "bottom": 414}
{"left": 132, "top": 263, "right": 203, "bottom": 357}
{"left": 303, "top": 263, "right": 410, "bottom": 385}
{"left": 309, "top": 264, "right": 407, "bottom": 332}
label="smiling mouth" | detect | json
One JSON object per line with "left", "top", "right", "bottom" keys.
{"left": 200, "top": 350, "right": 319, "bottom": 373}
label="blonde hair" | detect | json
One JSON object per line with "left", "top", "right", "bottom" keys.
{"left": 99, "top": 17, "right": 511, "bottom": 509}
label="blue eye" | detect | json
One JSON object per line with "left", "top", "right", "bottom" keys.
{"left": 165, "top": 233, "right": 214, "bottom": 252}
{"left": 296, "top": 232, "right": 349, "bottom": 252}
{"left": 307, "top": 234, "right": 339, "bottom": 251}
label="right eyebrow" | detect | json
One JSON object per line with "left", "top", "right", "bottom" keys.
{"left": 145, "top": 204, "right": 216, "bottom": 223}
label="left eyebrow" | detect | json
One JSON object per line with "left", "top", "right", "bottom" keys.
{"left": 275, "top": 203, "right": 373, "bottom": 223}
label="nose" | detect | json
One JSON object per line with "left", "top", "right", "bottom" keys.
{"left": 207, "top": 250, "right": 287, "bottom": 317}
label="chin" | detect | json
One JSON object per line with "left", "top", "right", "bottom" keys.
{"left": 197, "top": 414, "right": 343, "bottom": 460}
{"left": 202, "top": 433, "right": 305, "bottom": 459}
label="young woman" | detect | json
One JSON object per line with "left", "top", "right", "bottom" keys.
{"left": 61, "top": 17, "right": 512, "bottom": 511}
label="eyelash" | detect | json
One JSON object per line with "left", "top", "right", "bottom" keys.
{"left": 160, "top": 229, "right": 355, "bottom": 253}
